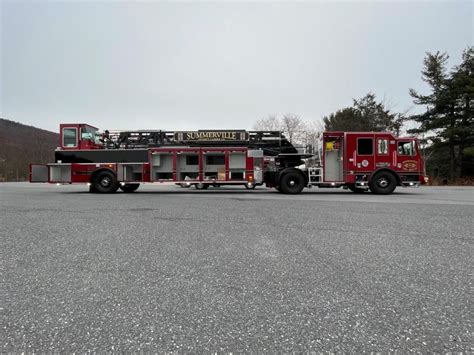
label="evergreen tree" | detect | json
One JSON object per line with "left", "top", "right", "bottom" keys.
{"left": 409, "top": 47, "right": 473, "bottom": 180}
{"left": 452, "top": 47, "right": 474, "bottom": 177}
{"left": 323, "top": 108, "right": 363, "bottom": 131}
{"left": 323, "top": 93, "right": 400, "bottom": 133}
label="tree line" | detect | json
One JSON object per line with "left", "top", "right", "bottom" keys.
{"left": 253, "top": 47, "right": 473, "bottom": 183}
{"left": 0, "top": 119, "right": 58, "bottom": 181}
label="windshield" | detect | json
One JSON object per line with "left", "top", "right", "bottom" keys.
{"left": 81, "top": 126, "right": 100, "bottom": 144}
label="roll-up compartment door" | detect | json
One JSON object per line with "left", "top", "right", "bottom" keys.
{"left": 49, "top": 164, "right": 72, "bottom": 182}
{"left": 30, "top": 164, "right": 49, "bottom": 182}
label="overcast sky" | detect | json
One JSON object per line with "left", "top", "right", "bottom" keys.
{"left": 1, "top": 0, "right": 472, "bottom": 132}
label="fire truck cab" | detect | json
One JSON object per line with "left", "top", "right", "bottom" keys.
{"left": 30, "top": 123, "right": 426, "bottom": 195}
{"left": 307, "top": 131, "right": 425, "bottom": 194}
{"left": 59, "top": 123, "right": 102, "bottom": 150}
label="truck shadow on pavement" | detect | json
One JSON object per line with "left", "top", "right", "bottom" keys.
{"left": 63, "top": 188, "right": 420, "bottom": 195}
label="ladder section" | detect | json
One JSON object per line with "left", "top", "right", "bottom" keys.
{"left": 102, "top": 129, "right": 298, "bottom": 155}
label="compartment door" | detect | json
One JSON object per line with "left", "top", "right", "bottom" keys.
{"left": 324, "top": 137, "right": 344, "bottom": 182}
{"left": 30, "top": 164, "right": 49, "bottom": 182}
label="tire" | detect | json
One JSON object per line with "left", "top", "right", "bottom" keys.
{"left": 347, "top": 184, "right": 366, "bottom": 193}
{"left": 279, "top": 171, "right": 305, "bottom": 194}
{"left": 369, "top": 171, "right": 397, "bottom": 195}
{"left": 120, "top": 183, "right": 140, "bottom": 193}
{"left": 245, "top": 183, "right": 256, "bottom": 190}
{"left": 92, "top": 170, "right": 120, "bottom": 193}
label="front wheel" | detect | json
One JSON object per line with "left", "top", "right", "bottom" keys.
{"left": 245, "top": 183, "right": 256, "bottom": 190}
{"left": 91, "top": 171, "right": 120, "bottom": 193}
{"left": 120, "top": 183, "right": 140, "bottom": 193}
{"left": 369, "top": 171, "right": 397, "bottom": 195}
{"left": 279, "top": 171, "right": 305, "bottom": 194}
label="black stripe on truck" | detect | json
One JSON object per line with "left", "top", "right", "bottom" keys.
{"left": 55, "top": 149, "right": 149, "bottom": 164}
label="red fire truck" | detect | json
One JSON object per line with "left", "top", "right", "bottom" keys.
{"left": 30, "top": 123, "right": 426, "bottom": 194}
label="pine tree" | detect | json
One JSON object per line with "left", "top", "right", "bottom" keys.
{"left": 409, "top": 47, "right": 473, "bottom": 180}
{"left": 323, "top": 108, "right": 362, "bottom": 131}
{"left": 452, "top": 47, "right": 474, "bottom": 177}
{"left": 323, "top": 93, "right": 399, "bottom": 133}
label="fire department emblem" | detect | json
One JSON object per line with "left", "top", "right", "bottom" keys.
{"left": 361, "top": 160, "right": 369, "bottom": 167}
{"left": 401, "top": 160, "right": 418, "bottom": 171}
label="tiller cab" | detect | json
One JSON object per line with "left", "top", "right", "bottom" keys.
{"left": 30, "top": 123, "right": 426, "bottom": 194}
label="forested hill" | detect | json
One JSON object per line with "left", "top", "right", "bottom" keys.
{"left": 0, "top": 118, "right": 58, "bottom": 181}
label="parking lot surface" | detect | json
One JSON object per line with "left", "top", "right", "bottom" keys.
{"left": 1, "top": 183, "right": 473, "bottom": 352}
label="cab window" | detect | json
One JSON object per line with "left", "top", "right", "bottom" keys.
{"left": 357, "top": 138, "right": 373, "bottom": 155}
{"left": 398, "top": 141, "right": 415, "bottom": 156}
{"left": 81, "top": 126, "right": 98, "bottom": 142}
{"left": 377, "top": 138, "right": 388, "bottom": 155}
{"left": 63, "top": 128, "right": 77, "bottom": 147}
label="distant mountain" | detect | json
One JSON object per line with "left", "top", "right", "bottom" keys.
{"left": 0, "top": 119, "right": 58, "bottom": 181}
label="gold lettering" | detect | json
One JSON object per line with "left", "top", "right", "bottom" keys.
{"left": 180, "top": 131, "right": 247, "bottom": 141}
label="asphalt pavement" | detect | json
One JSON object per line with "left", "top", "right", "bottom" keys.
{"left": 1, "top": 183, "right": 473, "bottom": 352}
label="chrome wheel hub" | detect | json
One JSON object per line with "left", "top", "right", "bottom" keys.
{"left": 100, "top": 177, "right": 111, "bottom": 187}
{"left": 377, "top": 177, "right": 389, "bottom": 188}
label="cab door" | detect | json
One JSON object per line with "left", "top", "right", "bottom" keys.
{"left": 396, "top": 140, "right": 419, "bottom": 172}
{"left": 346, "top": 133, "right": 375, "bottom": 172}
{"left": 374, "top": 135, "right": 392, "bottom": 169}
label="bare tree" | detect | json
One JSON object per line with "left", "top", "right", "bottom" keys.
{"left": 252, "top": 114, "right": 322, "bottom": 146}
{"left": 300, "top": 120, "right": 322, "bottom": 152}
{"left": 281, "top": 114, "right": 304, "bottom": 143}
{"left": 35, "top": 132, "right": 49, "bottom": 163}
{"left": 253, "top": 115, "right": 281, "bottom": 131}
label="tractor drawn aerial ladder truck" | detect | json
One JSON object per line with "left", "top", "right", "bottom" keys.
{"left": 30, "top": 123, "right": 426, "bottom": 194}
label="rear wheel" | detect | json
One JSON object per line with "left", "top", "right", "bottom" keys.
{"left": 120, "top": 183, "right": 140, "bottom": 193}
{"left": 245, "top": 183, "right": 256, "bottom": 189}
{"left": 369, "top": 171, "right": 397, "bottom": 195}
{"left": 92, "top": 171, "right": 119, "bottom": 193}
{"left": 279, "top": 171, "right": 305, "bottom": 194}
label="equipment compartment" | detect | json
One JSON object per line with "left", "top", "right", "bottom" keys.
{"left": 30, "top": 164, "right": 49, "bottom": 182}
{"left": 151, "top": 152, "right": 174, "bottom": 180}
{"left": 49, "top": 164, "right": 71, "bottom": 182}
{"left": 203, "top": 152, "right": 225, "bottom": 180}
{"left": 117, "top": 163, "right": 143, "bottom": 182}
{"left": 177, "top": 152, "right": 199, "bottom": 180}
{"left": 229, "top": 152, "right": 246, "bottom": 180}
